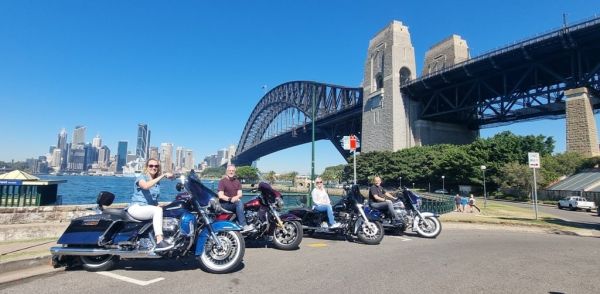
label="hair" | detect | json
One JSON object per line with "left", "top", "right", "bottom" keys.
{"left": 144, "top": 158, "right": 161, "bottom": 179}
{"left": 372, "top": 176, "right": 381, "bottom": 184}
{"left": 226, "top": 164, "right": 236, "bottom": 171}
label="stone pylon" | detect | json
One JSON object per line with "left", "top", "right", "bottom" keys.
{"left": 565, "top": 87, "right": 600, "bottom": 157}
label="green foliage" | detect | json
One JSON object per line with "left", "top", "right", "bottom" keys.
{"left": 201, "top": 166, "right": 226, "bottom": 178}
{"left": 235, "top": 166, "right": 260, "bottom": 183}
{"left": 575, "top": 156, "right": 600, "bottom": 172}
{"left": 494, "top": 162, "right": 542, "bottom": 200}
{"left": 541, "top": 152, "right": 585, "bottom": 186}
{"left": 264, "top": 171, "right": 277, "bottom": 184}
{"left": 279, "top": 171, "right": 299, "bottom": 185}
{"left": 320, "top": 164, "right": 345, "bottom": 183}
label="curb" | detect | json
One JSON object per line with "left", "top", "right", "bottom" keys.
{"left": 0, "top": 254, "right": 51, "bottom": 273}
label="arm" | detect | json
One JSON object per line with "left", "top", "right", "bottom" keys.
{"left": 311, "top": 189, "right": 320, "bottom": 205}
{"left": 384, "top": 191, "right": 397, "bottom": 200}
{"left": 137, "top": 173, "right": 172, "bottom": 190}
{"left": 231, "top": 189, "right": 243, "bottom": 202}
{"left": 217, "top": 180, "right": 232, "bottom": 202}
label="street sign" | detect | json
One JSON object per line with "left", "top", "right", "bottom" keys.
{"left": 341, "top": 135, "right": 360, "bottom": 151}
{"left": 528, "top": 152, "right": 540, "bottom": 168}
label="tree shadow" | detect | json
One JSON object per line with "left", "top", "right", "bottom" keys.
{"left": 496, "top": 216, "right": 600, "bottom": 231}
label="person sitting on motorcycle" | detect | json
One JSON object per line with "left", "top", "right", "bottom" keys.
{"left": 127, "top": 158, "right": 174, "bottom": 251}
{"left": 368, "top": 176, "right": 401, "bottom": 223}
{"left": 217, "top": 164, "right": 254, "bottom": 232}
{"left": 311, "top": 177, "right": 341, "bottom": 228}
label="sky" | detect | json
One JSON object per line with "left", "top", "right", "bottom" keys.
{"left": 0, "top": 0, "right": 598, "bottom": 174}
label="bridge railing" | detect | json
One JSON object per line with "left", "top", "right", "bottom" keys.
{"left": 405, "top": 15, "right": 600, "bottom": 85}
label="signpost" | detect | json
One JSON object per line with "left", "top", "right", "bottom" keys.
{"left": 528, "top": 152, "right": 540, "bottom": 220}
{"left": 341, "top": 135, "right": 360, "bottom": 184}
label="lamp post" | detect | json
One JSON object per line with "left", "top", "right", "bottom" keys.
{"left": 441, "top": 175, "right": 445, "bottom": 194}
{"left": 308, "top": 85, "right": 316, "bottom": 207}
{"left": 399, "top": 176, "right": 402, "bottom": 188}
{"left": 481, "top": 165, "right": 487, "bottom": 208}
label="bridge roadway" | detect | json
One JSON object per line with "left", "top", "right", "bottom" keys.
{"left": 2, "top": 226, "right": 599, "bottom": 294}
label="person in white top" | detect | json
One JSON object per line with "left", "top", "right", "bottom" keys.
{"left": 311, "top": 177, "right": 341, "bottom": 228}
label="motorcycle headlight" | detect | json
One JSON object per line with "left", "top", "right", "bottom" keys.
{"left": 275, "top": 198, "right": 284, "bottom": 211}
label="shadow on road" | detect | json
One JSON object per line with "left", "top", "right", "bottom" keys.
{"left": 495, "top": 216, "right": 600, "bottom": 231}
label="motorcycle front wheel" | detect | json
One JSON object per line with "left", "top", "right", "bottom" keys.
{"left": 272, "top": 221, "right": 303, "bottom": 250}
{"left": 415, "top": 216, "right": 442, "bottom": 238}
{"left": 198, "top": 230, "right": 245, "bottom": 274}
{"left": 80, "top": 254, "right": 119, "bottom": 272}
{"left": 356, "top": 220, "right": 384, "bottom": 245}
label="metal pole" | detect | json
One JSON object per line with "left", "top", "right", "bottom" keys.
{"left": 353, "top": 150, "right": 357, "bottom": 185}
{"left": 308, "top": 85, "right": 316, "bottom": 207}
{"left": 533, "top": 167, "right": 538, "bottom": 220}
{"left": 483, "top": 169, "right": 487, "bottom": 208}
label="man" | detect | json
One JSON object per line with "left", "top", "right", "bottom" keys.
{"left": 218, "top": 164, "right": 254, "bottom": 232}
{"left": 368, "top": 176, "right": 400, "bottom": 222}
{"left": 454, "top": 194, "right": 462, "bottom": 212}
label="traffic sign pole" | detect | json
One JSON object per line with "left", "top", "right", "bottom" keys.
{"left": 528, "top": 152, "right": 540, "bottom": 220}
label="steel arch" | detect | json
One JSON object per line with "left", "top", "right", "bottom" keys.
{"left": 235, "top": 81, "right": 362, "bottom": 163}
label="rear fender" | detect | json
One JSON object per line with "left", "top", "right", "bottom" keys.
{"left": 279, "top": 213, "right": 301, "bottom": 222}
{"left": 194, "top": 221, "right": 241, "bottom": 256}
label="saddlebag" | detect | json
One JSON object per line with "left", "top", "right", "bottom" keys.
{"left": 57, "top": 214, "right": 117, "bottom": 245}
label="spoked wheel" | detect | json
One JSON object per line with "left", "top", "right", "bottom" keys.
{"left": 356, "top": 220, "right": 384, "bottom": 245}
{"left": 80, "top": 255, "right": 119, "bottom": 272}
{"left": 272, "top": 221, "right": 303, "bottom": 250}
{"left": 198, "top": 231, "right": 245, "bottom": 274}
{"left": 415, "top": 216, "right": 442, "bottom": 238}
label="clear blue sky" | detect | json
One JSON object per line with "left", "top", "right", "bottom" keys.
{"left": 0, "top": 0, "right": 597, "bottom": 174}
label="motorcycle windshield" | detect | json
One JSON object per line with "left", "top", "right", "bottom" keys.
{"left": 185, "top": 171, "right": 216, "bottom": 206}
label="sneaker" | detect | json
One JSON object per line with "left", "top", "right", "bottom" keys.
{"left": 330, "top": 222, "right": 341, "bottom": 229}
{"left": 242, "top": 224, "right": 255, "bottom": 232}
{"left": 154, "top": 240, "right": 174, "bottom": 252}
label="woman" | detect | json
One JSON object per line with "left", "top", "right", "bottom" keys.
{"left": 128, "top": 158, "right": 174, "bottom": 251}
{"left": 311, "top": 177, "right": 341, "bottom": 228}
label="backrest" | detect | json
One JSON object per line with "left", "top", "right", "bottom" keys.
{"left": 96, "top": 191, "right": 115, "bottom": 208}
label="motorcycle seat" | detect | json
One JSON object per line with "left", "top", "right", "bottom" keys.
{"left": 102, "top": 208, "right": 142, "bottom": 222}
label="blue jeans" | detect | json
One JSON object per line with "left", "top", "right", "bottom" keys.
{"left": 314, "top": 204, "right": 335, "bottom": 226}
{"left": 221, "top": 200, "right": 247, "bottom": 226}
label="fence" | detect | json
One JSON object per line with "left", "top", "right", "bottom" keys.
{"left": 0, "top": 185, "right": 41, "bottom": 207}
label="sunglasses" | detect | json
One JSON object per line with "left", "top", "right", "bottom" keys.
{"left": 148, "top": 164, "right": 160, "bottom": 168}
{"left": 316, "top": 181, "right": 323, "bottom": 183}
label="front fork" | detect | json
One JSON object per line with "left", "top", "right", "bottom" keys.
{"left": 203, "top": 214, "right": 224, "bottom": 249}
{"left": 269, "top": 206, "right": 286, "bottom": 231}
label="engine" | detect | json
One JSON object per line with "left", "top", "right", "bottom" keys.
{"left": 245, "top": 211, "right": 259, "bottom": 226}
{"left": 162, "top": 217, "right": 180, "bottom": 240}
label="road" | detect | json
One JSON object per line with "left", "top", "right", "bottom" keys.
{"left": 492, "top": 200, "right": 600, "bottom": 230}
{"left": 2, "top": 227, "right": 599, "bottom": 294}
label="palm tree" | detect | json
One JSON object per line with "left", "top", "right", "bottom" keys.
{"left": 265, "top": 171, "right": 277, "bottom": 184}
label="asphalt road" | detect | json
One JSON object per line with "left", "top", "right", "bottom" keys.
{"left": 492, "top": 200, "right": 600, "bottom": 230}
{"left": 2, "top": 227, "right": 599, "bottom": 294}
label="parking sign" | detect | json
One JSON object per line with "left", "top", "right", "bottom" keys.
{"left": 528, "top": 152, "right": 540, "bottom": 168}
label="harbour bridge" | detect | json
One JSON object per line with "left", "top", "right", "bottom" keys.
{"left": 233, "top": 16, "right": 600, "bottom": 166}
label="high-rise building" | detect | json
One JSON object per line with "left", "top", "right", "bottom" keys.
{"left": 117, "top": 141, "right": 128, "bottom": 173}
{"left": 73, "top": 126, "right": 86, "bottom": 145}
{"left": 98, "top": 146, "right": 111, "bottom": 169}
{"left": 68, "top": 144, "right": 85, "bottom": 172}
{"left": 57, "top": 128, "right": 68, "bottom": 170}
{"left": 160, "top": 143, "right": 174, "bottom": 173}
{"left": 146, "top": 130, "right": 151, "bottom": 160}
{"left": 184, "top": 149, "right": 194, "bottom": 170}
{"left": 136, "top": 124, "right": 149, "bottom": 160}
{"left": 227, "top": 144, "right": 236, "bottom": 165}
{"left": 51, "top": 149, "right": 62, "bottom": 170}
{"left": 149, "top": 146, "right": 159, "bottom": 160}
{"left": 175, "top": 147, "right": 184, "bottom": 170}
{"left": 92, "top": 134, "right": 102, "bottom": 148}
{"left": 83, "top": 143, "right": 96, "bottom": 170}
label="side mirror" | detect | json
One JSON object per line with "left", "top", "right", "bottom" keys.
{"left": 176, "top": 182, "right": 184, "bottom": 192}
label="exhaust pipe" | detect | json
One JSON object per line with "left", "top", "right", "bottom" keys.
{"left": 50, "top": 246, "right": 162, "bottom": 259}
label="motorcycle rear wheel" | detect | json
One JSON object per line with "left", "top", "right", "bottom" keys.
{"left": 272, "top": 221, "right": 303, "bottom": 250}
{"left": 80, "top": 255, "right": 119, "bottom": 272}
{"left": 415, "top": 216, "right": 442, "bottom": 238}
{"left": 356, "top": 221, "right": 384, "bottom": 245}
{"left": 198, "top": 230, "right": 245, "bottom": 274}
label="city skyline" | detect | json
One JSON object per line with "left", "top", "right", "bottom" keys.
{"left": 0, "top": 1, "right": 597, "bottom": 174}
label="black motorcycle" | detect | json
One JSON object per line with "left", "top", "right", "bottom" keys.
{"left": 288, "top": 185, "right": 384, "bottom": 245}
{"left": 366, "top": 187, "right": 442, "bottom": 238}
{"left": 51, "top": 170, "right": 245, "bottom": 274}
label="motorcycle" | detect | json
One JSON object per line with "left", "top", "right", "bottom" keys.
{"left": 365, "top": 187, "right": 442, "bottom": 238}
{"left": 288, "top": 185, "right": 384, "bottom": 245}
{"left": 214, "top": 182, "right": 303, "bottom": 250}
{"left": 50, "top": 170, "right": 245, "bottom": 274}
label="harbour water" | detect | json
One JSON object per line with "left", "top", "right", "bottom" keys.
{"left": 38, "top": 175, "right": 307, "bottom": 207}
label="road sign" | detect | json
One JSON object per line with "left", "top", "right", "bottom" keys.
{"left": 341, "top": 135, "right": 360, "bottom": 151}
{"left": 528, "top": 152, "right": 540, "bottom": 168}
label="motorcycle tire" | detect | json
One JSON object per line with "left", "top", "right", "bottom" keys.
{"left": 356, "top": 220, "right": 384, "bottom": 245}
{"left": 415, "top": 216, "right": 442, "bottom": 238}
{"left": 80, "top": 254, "right": 119, "bottom": 272}
{"left": 198, "top": 230, "right": 245, "bottom": 274}
{"left": 272, "top": 221, "right": 303, "bottom": 250}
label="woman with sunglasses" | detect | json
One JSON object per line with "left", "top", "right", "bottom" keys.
{"left": 311, "top": 177, "right": 341, "bottom": 228}
{"left": 128, "top": 158, "right": 174, "bottom": 251}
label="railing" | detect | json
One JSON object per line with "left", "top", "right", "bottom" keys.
{"left": 0, "top": 185, "right": 41, "bottom": 207}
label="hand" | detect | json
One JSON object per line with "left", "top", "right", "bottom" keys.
{"left": 163, "top": 172, "right": 174, "bottom": 180}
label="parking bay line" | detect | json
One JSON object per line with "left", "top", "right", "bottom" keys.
{"left": 97, "top": 271, "right": 165, "bottom": 286}
{"left": 389, "top": 236, "right": 412, "bottom": 241}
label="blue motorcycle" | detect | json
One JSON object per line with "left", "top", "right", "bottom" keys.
{"left": 50, "top": 170, "right": 245, "bottom": 274}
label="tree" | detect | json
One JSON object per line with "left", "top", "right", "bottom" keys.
{"left": 235, "top": 166, "right": 260, "bottom": 183}
{"left": 278, "top": 171, "right": 299, "bottom": 186}
{"left": 201, "top": 166, "right": 225, "bottom": 178}
{"left": 321, "top": 165, "right": 345, "bottom": 183}
{"left": 264, "top": 171, "right": 277, "bottom": 184}
{"left": 494, "top": 162, "right": 543, "bottom": 200}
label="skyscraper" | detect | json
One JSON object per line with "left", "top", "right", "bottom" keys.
{"left": 176, "top": 147, "right": 184, "bottom": 170}
{"left": 98, "top": 146, "right": 111, "bottom": 169}
{"left": 117, "top": 141, "right": 128, "bottom": 173}
{"left": 149, "top": 146, "right": 159, "bottom": 160}
{"left": 136, "top": 124, "right": 149, "bottom": 160}
{"left": 184, "top": 149, "right": 194, "bottom": 170}
{"left": 57, "top": 128, "right": 68, "bottom": 170}
{"left": 73, "top": 126, "right": 86, "bottom": 145}
{"left": 92, "top": 134, "right": 102, "bottom": 148}
{"left": 160, "top": 143, "right": 174, "bottom": 173}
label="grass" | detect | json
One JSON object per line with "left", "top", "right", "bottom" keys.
{"left": 440, "top": 201, "right": 598, "bottom": 237}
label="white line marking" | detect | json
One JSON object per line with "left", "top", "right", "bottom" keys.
{"left": 389, "top": 236, "right": 412, "bottom": 241}
{"left": 97, "top": 271, "right": 165, "bottom": 286}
